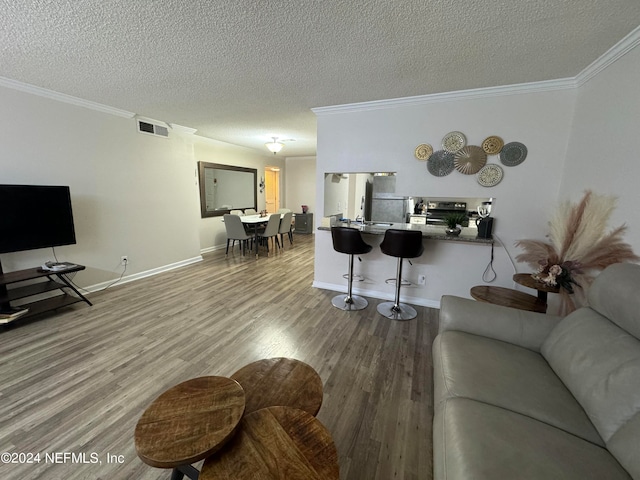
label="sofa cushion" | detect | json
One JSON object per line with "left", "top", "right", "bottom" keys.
{"left": 433, "top": 397, "right": 631, "bottom": 480}
{"left": 434, "top": 330, "right": 603, "bottom": 445}
{"left": 608, "top": 411, "right": 640, "bottom": 479}
{"left": 542, "top": 308, "right": 640, "bottom": 443}
{"left": 588, "top": 263, "right": 640, "bottom": 339}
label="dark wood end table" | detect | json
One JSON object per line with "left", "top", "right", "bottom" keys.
{"left": 200, "top": 406, "right": 339, "bottom": 480}
{"left": 230, "top": 357, "right": 324, "bottom": 416}
{"left": 135, "top": 376, "right": 245, "bottom": 479}
{"left": 470, "top": 285, "right": 547, "bottom": 313}
{"left": 512, "top": 273, "right": 560, "bottom": 304}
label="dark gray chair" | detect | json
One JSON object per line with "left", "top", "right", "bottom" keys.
{"left": 331, "top": 227, "right": 373, "bottom": 310}
{"left": 257, "top": 214, "right": 281, "bottom": 254}
{"left": 223, "top": 214, "right": 252, "bottom": 255}
{"left": 377, "top": 229, "right": 424, "bottom": 320}
{"left": 278, "top": 211, "right": 294, "bottom": 248}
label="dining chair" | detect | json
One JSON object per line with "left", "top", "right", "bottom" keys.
{"left": 257, "top": 214, "right": 281, "bottom": 254}
{"left": 278, "top": 209, "right": 294, "bottom": 243}
{"left": 223, "top": 214, "right": 253, "bottom": 255}
{"left": 244, "top": 208, "right": 257, "bottom": 215}
{"left": 230, "top": 209, "right": 243, "bottom": 215}
{"left": 278, "top": 212, "right": 294, "bottom": 248}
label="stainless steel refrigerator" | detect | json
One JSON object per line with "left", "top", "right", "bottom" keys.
{"left": 364, "top": 176, "right": 409, "bottom": 223}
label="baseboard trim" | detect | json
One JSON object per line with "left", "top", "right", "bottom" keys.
{"left": 312, "top": 280, "right": 441, "bottom": 309}
{"left": 85, "top": 256, "right": 203, "bottom": 292}
{"left": 200, "top": 244, "right": 226, "bottom": 255}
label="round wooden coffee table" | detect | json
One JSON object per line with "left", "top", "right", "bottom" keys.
{"left": 199, "top": 406, "right": 339, "bottom": 480}
{"left": 230, "top": 357, "right": 324, "bottom": 416}
{"left": 135, "top": 376, "right": 245, "bottom": 479}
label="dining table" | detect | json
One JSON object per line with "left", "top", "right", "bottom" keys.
{"left": 237, "top": 213, "right": 283, "bottom": 258}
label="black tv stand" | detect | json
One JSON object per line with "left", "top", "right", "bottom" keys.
{"left": 0, "top": 262, "right": 92, "bottom": 325}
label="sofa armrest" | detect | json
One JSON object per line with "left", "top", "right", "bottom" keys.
{"left": 439, "top": 295, "right": 563, "bottom": 352}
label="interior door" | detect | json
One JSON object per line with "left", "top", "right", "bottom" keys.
{"left": 265, "top": 169, "right": 279, "bottom": 213}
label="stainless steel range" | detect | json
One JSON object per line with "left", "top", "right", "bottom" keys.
{"left": 426, "top": 201, "right": 469, "bottom": 226}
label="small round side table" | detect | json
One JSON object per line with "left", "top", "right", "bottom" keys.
{"left": 200, "top": 406, "right": 339, "bottom": 480}
{"left": 230, "top": 357, "right": 324, "bottom": 416}
{"left": 135, "top": 376, "right": 245, "bottom": 480}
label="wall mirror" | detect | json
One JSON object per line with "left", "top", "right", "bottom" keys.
{"left": 198, "top": 162, "right": 257, "bottom": 218}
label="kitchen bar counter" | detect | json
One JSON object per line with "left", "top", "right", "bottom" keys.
{"left": 318, "top": 222, "right": 493, "bottom": 245}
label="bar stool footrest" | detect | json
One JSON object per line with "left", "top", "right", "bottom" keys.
{"left": 343, "top": 273, "right": 365, "bottom": 282}
{"left": 384, "top": 277, "right": 411, "bottom": 286}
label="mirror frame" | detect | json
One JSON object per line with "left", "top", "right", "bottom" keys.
{"left": 198, "top": 162, "right": 258, "bottom": 218}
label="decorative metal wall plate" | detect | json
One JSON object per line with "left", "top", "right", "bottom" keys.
{"left": 454, "top": 145, "right": 487, "bottom": 174}
{"left": 481, "top": 136, "right": 504, "bottom": 155}
{"left": 477, "top": 164, "right": 504, "bottom": 187}
{"left": 442, "top": 131, "right": 467, "bottom": 153}
{"left": 427, "top": 150, "right": 455, "bottom": 177}
{"left": 414, "top": 143, "right": 433, "bottom": 160}
{"left": 500, "top": 142, "right": 528, "bottom": 166}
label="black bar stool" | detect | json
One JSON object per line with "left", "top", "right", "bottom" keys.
{"left": 377, "top": 229, "right": 424, "bottom": 320}
{"left": 331, "top": 227, "right": 373, "bottom": 310}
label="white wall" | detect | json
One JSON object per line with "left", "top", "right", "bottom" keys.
{"left": 284, "top": 156, "right": 316, "bottom": 217}
{"left": 560, "top": 45, "right": 640, "bottom": 253}
{"left": 0, "top": 86, "right": 202, "bottom": 287}
{"left": 0, "top": 85, "right": 284, "bottom": 288}
{"left": 314, "top": 88, "right": 577, "bottom": 305}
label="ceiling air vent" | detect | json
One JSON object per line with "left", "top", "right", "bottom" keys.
{"left": 137, "top": 119, "right": 169, "bottom": 138}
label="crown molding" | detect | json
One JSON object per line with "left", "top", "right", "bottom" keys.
{"left": 170, "top": 123, "right": 198, "bottom": 135}
{"left": 575, "top": 24, "right": 640, "bottom": 87}
{"left": 0, "top": 76, "right": 135, "bottom": 118}
{"left": 314, "top": 26, "right": 640, "bottom": 116}
{"left": 312, "top": 77, "right": 577, "bottom": 115}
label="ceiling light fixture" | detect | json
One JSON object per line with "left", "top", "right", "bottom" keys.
{"left": 265, "top": 137, "right": 284, "bottom": 154}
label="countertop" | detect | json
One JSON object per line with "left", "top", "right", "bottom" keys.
{"left": 318, "top": 222, "right": 494, "bottom": 244}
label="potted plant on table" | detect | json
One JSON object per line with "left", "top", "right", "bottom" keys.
{"left": 444, "top": 213, "right": 467, "bottom": 236}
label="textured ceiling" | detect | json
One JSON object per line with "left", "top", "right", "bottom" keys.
{"left": 2, "top": 1, "right": 640, "bottom": 157}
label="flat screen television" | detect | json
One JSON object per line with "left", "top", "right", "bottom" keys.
{"left": 0, "top": 184, "right": 76, "bottom": 254}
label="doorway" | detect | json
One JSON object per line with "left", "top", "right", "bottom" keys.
{"left": 265, "top": 167, "right": 280, "bottom": 213}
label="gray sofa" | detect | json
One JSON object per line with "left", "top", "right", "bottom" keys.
{"left": 433, "top": 262, "right": 640, "bottom": 480}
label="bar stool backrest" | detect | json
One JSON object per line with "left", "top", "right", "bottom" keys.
{"left": 380, "top": 229, "right": 424, "bottom": 258}
{"left": 331, "top": 227, "right": 373, "bottom": 255}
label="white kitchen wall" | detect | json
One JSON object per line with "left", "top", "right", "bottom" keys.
{"left": 313, "top": 32, "right": 640, "bottom": 308}
{"left": 313, "top": 88, "right": 577, "bottom": 305}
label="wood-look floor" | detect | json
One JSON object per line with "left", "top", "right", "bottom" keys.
{"left": 0, "top": 234, "right": 438, "bottom": 480}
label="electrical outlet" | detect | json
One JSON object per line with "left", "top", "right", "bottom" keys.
{"left": 121, "top": 255, "right": 128, "bottom": 266}
{"left": 418, "top": 274, "right": 426, "bottom": 285}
